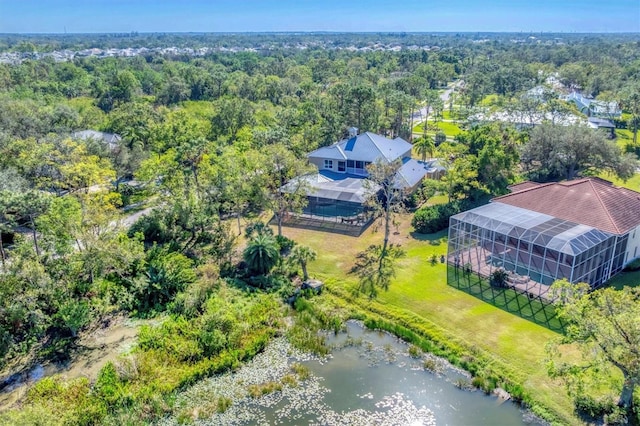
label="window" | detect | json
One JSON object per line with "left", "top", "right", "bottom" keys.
{"left": 338, "top": 161, "right": 346, "bottom": 172}
{"left": 347, "top": 160, "right": 354, "bottom": 168}
{"left": 323, "top": 159, "right": 333, "bottom": 169}
{"left": 355, "top": 161, "right": 364, "bottom": 169}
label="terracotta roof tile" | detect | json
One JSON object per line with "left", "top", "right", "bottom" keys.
{"left": 507, "top": 181, "right": 543, "bottom": 193}
{"left": 493, "top": 178, "right": 640, "bottom": 235}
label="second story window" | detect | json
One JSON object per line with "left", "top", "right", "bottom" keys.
{"left": 324, "top": 159, "right": 333, "bottom": 169}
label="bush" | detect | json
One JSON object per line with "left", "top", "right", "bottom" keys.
{"left": 412, "top": 202, "right": 461, "bottom": 234}
{"left": 490, "top": 269, "right": 509, "bottom": 288}
{"left": 573, "top": 393, "right": 618, "bottom": 419}
{"left": 127, "top": 211, "right": 171, "bottom": 246}
{"left": 275, "top": 235, "right": 296, "bottom": 255}
{"left": 624, "top": 258, "right": 640, "bottom": 271}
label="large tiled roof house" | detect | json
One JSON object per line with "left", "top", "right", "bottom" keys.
{"left": 447, "top": 178, "right": 640, "bottom": 297}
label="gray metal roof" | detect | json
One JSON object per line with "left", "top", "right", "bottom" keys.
{"left": 588, "top": 117, "right": 615, "bottom": 128}
{"left": 283, "top": 170, "right": 376, "bottom": 204}
{"left": 395, "top": 158, "right": 444, "bottom": 189}
{"left": 451, "top": 202, "right": 613, "bottom": 256}
{"left": 72, "top": 130, "right": 122, "bottom": 149}
{"left": 308, "top": 132, "right": 411, "bottom": 163}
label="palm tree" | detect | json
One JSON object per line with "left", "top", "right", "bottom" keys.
{"left": 289, "top": 245, "right": 317, "bottom": 281}
{"left": 413, "top": 136, "right": 436, "bottom": 162}
{"left": 243, "top": 234, "right": 280, "bottom": 276}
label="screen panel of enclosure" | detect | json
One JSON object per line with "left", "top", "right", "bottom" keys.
{"left": 447, "top": 202, "right": 623, "bottom": 291}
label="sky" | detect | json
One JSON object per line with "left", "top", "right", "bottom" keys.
{"left": 0, "top": 0, "right": 638, "bottom": 34}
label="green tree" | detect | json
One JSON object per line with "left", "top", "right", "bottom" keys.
{"left": 621, "top": 83, "right": 640, "bottom": 146}
{"left": 365, "top": 158, "right": 406, "bottom": 253}
{"left": 17, "top": 190, "right": 52, "bottom": 257}
{"left": 0, "top": 190, "right": 22, "bottom": 270}
{"left": 547, "top": 281, "right": 640, "bottom": 420}
{"left": 413, "top": 135, "right": 436, "bottom": 162}
{"left": 261, "top": 145, "right": 313, "bottom": 236}
{"left": 522, "top": 123, "right": 637, "bottom": 181}
{"left": 422, "top": 89, "right": 440, "bottom": 134}
{"left": 346, "top": 80, "right": 377, "bottom": 132}
{"left": 56, "top": 300, "right": 91, "bottom": 338}
{"left": 141, "top": 248, "right": 196, "bottom": 311}
{"left": 289, "top": 245, "right": 317, "bottom": 281}
{"left": 457, "top": 125, "right": 519, "bottom": 196}
{"left": 157, "top": 76, "right": 190, "bottom": 106}
{"left": 243, "top": 233, "right": 280, "bottom": 276}
{"left": 60, "top": 142, "right": 116, "bottom": 193}
{"left": 437, "top": 143, "right": 483, "bottom": 202}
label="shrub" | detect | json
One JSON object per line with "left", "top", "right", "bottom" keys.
{"left": 275, "top": 235, "right": 296, "bottom": 255}
{"left": 573, "top": 394, "right": 618, "bottom": 419}
{"left": 127, "top": 211, "right": 170, "bottom": 246}
{"left": 412, "top": 202, "right": 461, "bottom": 234}
{"left": 490, "top": 268, "right": 509, "bottom": 288}
{"left": 94, "top": 362, "right": 127, "bottom": 410}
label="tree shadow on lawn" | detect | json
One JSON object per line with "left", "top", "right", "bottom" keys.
{"left": 409, "top": 229, "right": 447, "bottom": 246}
{"left": 606, "top": 269, "right": 640, "bottom": 290}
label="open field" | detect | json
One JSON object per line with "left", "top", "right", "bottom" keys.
{"left": 280, "top": 213, "right": 580, "bottom": 424}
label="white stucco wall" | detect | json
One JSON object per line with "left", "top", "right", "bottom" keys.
{"left": 624, "top": 224, "right": 640, "bottom": 265}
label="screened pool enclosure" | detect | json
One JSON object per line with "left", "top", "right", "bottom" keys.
{"left": 447, "top": 203, "right": 628, "bottom": 297}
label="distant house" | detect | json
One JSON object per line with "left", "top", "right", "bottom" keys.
{"left": 524, "top": 85, "right": 555, "bottom": 102}
{"left": 565, "top": 92, "right": 621, "bottom": 119}
{"left": 72, "top": 130, "right": 122, "bottom": 151}
{"left": 588, "top": 117, "right": 616, "bottom": 139}
{"left": 285, "top": 128, "right": 443, "bottom": 231}
{"left": 448, "top": 178, "right": 640, "bottom": 298}
{"left": 468, "top": 111, "right": 583, "bottom": 129}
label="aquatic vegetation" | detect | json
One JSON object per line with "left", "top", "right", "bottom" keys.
{"left": 408, "top": 344, "right": 422, "bottom": 358}
{"left": 247, "top": 381, "right": 282, "bottom": 398}
{"left": 290, "top": 363, "right": 310, "bottom": 381}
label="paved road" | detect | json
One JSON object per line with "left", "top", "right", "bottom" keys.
{"left": 411, "top": 80, "right": 461, "bottom": 124}
{"left": 120, "top": 205, "right": 156, "bottom": 228}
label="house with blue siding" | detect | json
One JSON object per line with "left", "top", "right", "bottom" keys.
{"left": 284, "top": 128, "right": 443, "bottom": 230}
{"left": 566, "top": 92, "right": 621, "bottom": 119}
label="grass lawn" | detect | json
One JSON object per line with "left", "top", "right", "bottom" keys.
{"left": 426, "top": 193, "right": 449, "bottom": 206}
{"left": 598, "top": 170, "right": 640, "bottom": 192}
{"left": 615, "top": 128, "right": 634, "bottom": 145}
{"left": 607, "top": 269, "right": 640, "bottom": 290}
{"left": 279, "top": 214, "right": 579, "bottom": 424}
{"left": 413, "top": 120, "right": 464, "bottom": 139}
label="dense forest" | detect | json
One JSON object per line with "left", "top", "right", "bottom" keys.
{"left": 0, "top": 32, "right": 639, "bottom": 424}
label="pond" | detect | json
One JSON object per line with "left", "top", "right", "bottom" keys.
{"left": 162, "top": 321, "right": 542, "bottom": 425}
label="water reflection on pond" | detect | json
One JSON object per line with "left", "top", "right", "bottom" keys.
{"left": 164, "top": 320, "right": 540, "bottom": 425}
